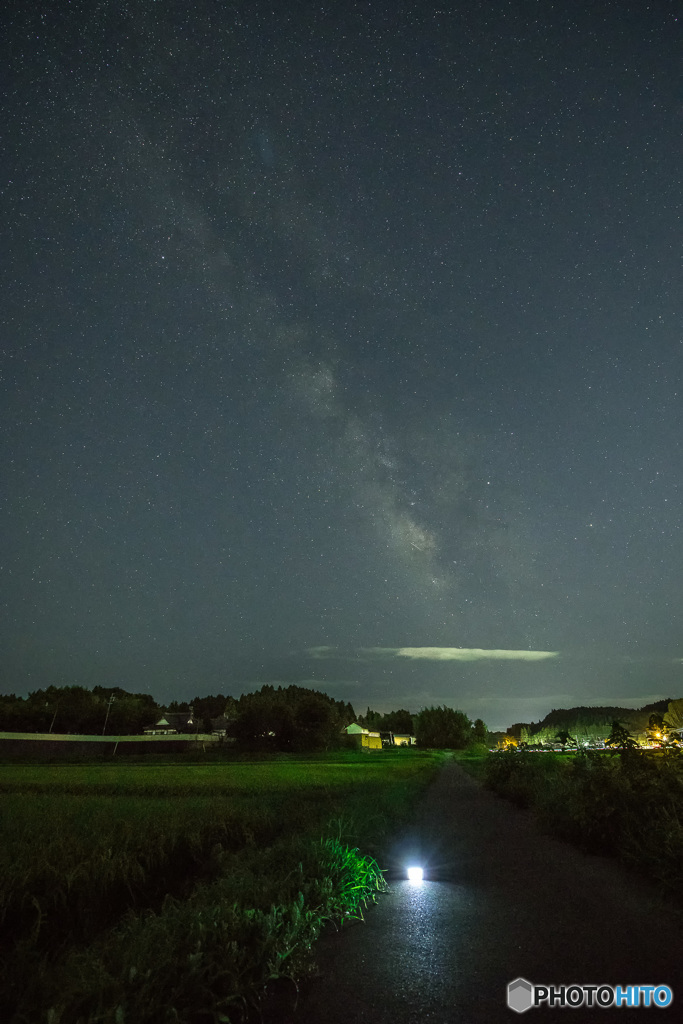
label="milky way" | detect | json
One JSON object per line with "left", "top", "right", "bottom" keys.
{"left": 2, "top": 0, "right": 681, "bottom": 728}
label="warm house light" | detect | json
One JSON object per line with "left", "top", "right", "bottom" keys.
{"left": 407, "top": 866, "right": 424, "bottom": 883}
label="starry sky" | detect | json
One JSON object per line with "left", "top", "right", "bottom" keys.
{"left": 2, "top": 0, "right": 681, "bottom": 730}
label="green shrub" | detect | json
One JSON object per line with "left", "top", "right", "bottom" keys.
{"left": 484, "top": 749, "right": 683, "bottom": 900}
{"left": 30, "top": 839, "right": 386, "bottom": 1024}
{"left": 484, "top": 751, "right": 565, "bottom": 808}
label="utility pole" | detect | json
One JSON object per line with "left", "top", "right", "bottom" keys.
{"left": 102, "top": 695, "right": 116, "bottom": 735}
{"left": 46, "top": 702, "right": 58, "bottom": 733}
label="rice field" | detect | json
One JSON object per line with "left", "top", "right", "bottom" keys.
{"left": 0, "top": 753, "right": 420, "bottom": 795}
{"left": 0, "top": 750, "right": 439, "bottom": 1023}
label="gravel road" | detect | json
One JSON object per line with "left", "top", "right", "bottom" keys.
{"left": 287, "top": 758, "right": 681, "bottom": 1023}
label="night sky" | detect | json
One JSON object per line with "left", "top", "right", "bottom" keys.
{"left": 2, "top": 0, "right": 681, "bottom": 730}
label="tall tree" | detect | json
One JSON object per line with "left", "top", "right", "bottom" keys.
{"left": 554, "top": 729, "right": 575, "bottom": 750}
{"left": 414, "top": 706, "right": 473, "bottom": 749}
{"left": 190, "top": 694, "right": 231, "bottom": 731}
{"left": 605, "top": 720, "right": 639, "bottom": 751}
{"left": 294, "top": 692, "right": 339, "bottom": 750}
{"left": 382, "top": 709, "right": 414, "bottom": 735}
{"left": 472, "top": 718, "right": 489, "bottom": 744}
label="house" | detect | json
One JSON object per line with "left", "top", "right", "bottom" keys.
{"left": 392, "top": 733, "right": 416, "bottom": 747}
{"left": 343, "top": 723, "right": 416, "bottom": 749}
{"left": 344, "top": 723, "right": 382, "bottom": 749}
{"left": 361, "top": 731, "right": 382, "bottom": 749}
{"left": 144, "top": 712, "right": 195, "bottom": 735}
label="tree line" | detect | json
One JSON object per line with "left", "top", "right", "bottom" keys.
{"left": 0, "top": 685, "right": 488, "bottom": 751}
{"left": 504, "top": 698, "right": 683, "bottom": 748}
{"left": 0, "top": 684, "right": 355, "bottom": 750}
{"left": 361, "top": 705, "right": 489, "bottom": 749}
{"left": 0, "top": 686, "right": 159, "bottom": 736}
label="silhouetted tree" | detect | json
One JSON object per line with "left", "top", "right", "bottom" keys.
{"left": 414, "top": 706, "right": 473, "bottom": 749}
{"left": 472, "top": 718, "right": 489, "bottom": 744}
{"left": 190, "top": 694, "right": 232, "bottom": 732}
{"left": 167, "top": 699, "right": 191, "bottom": 713}
{"left": 294, "top": 692, "right": 339, "bottom": 750}
{"left": 360, "top": 707, "right": 383, "bottom": 729}
{"left": 605, "top": 720, "right": 639, "bottom": 751}
{"left": 381, "top": 709, "right": 414, "bottom": 734}
{"left": 232, "top": 684, "right": 348, "bottom": 751}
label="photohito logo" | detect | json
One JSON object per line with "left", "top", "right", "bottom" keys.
{"left": 507, "top": 978, "right": 673, "bottom": 1012}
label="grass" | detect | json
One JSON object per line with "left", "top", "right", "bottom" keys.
{"left": 484, "top": 748, "right": 683, "bottom": 902}
{"left": 451, "top": 747, "right": 489, "bottom": 782}
{"left": 0, "top": 753, "right": 421, "bottom": 796}
{"left": 0, "top": 749, "right": 439, "bottom": 1022}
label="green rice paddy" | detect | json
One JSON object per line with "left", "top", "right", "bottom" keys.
{"left": 0, "top": 750, "right": 439, "bottom": 1023}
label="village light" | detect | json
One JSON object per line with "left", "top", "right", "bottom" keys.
{"left": 407, "top": 866, "right": 424, "bottom": 883}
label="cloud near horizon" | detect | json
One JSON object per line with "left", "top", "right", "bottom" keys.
{"left": 364, "top": 647, "right": 560, "bottom": 662}
{"left": 306, "top": 646, "right": 559, "bottom": 662}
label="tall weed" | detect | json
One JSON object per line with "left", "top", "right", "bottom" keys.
{"left": 485, "top": 750, "right": 683, "bottom": 900}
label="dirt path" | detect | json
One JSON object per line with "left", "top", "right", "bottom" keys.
{"left": 289, "top": 759, "right": 681, "bottom": 1023}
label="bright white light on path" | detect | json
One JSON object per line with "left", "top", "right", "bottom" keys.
{"left": 407, "top": 866, "right": 424, "bottom": 883}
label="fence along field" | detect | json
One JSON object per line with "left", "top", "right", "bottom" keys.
{"left": 0, "top": 750, "right": 439, "bottom": 1023}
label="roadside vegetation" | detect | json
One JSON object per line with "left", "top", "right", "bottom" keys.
{"left": 450, "top": 745, "right": 490, "bottom": 782}
{"left": 0, "top": 750, "right": 439, "bottom": 1023}
{"left": 484, "top": 747, "right": 683, "bottom": 901}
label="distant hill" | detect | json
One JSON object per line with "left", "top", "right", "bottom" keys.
{"left": 516, "top": 698, "right": 676, "bottom": 744}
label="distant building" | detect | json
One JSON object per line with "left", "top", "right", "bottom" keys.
{"left": 344, "top": 723, "right": 415, "bottom": 749}
{"left": 392, "top": 733, "right": 416, "bottom": 747}
{"left": 344, "top": 722, "right": 382, "bottom": 748}
{"left": 209, "top": 714, "right": 232, "bottom": 736}
{"left": 144, "top": 712, "right": 195, "bottom": 735}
